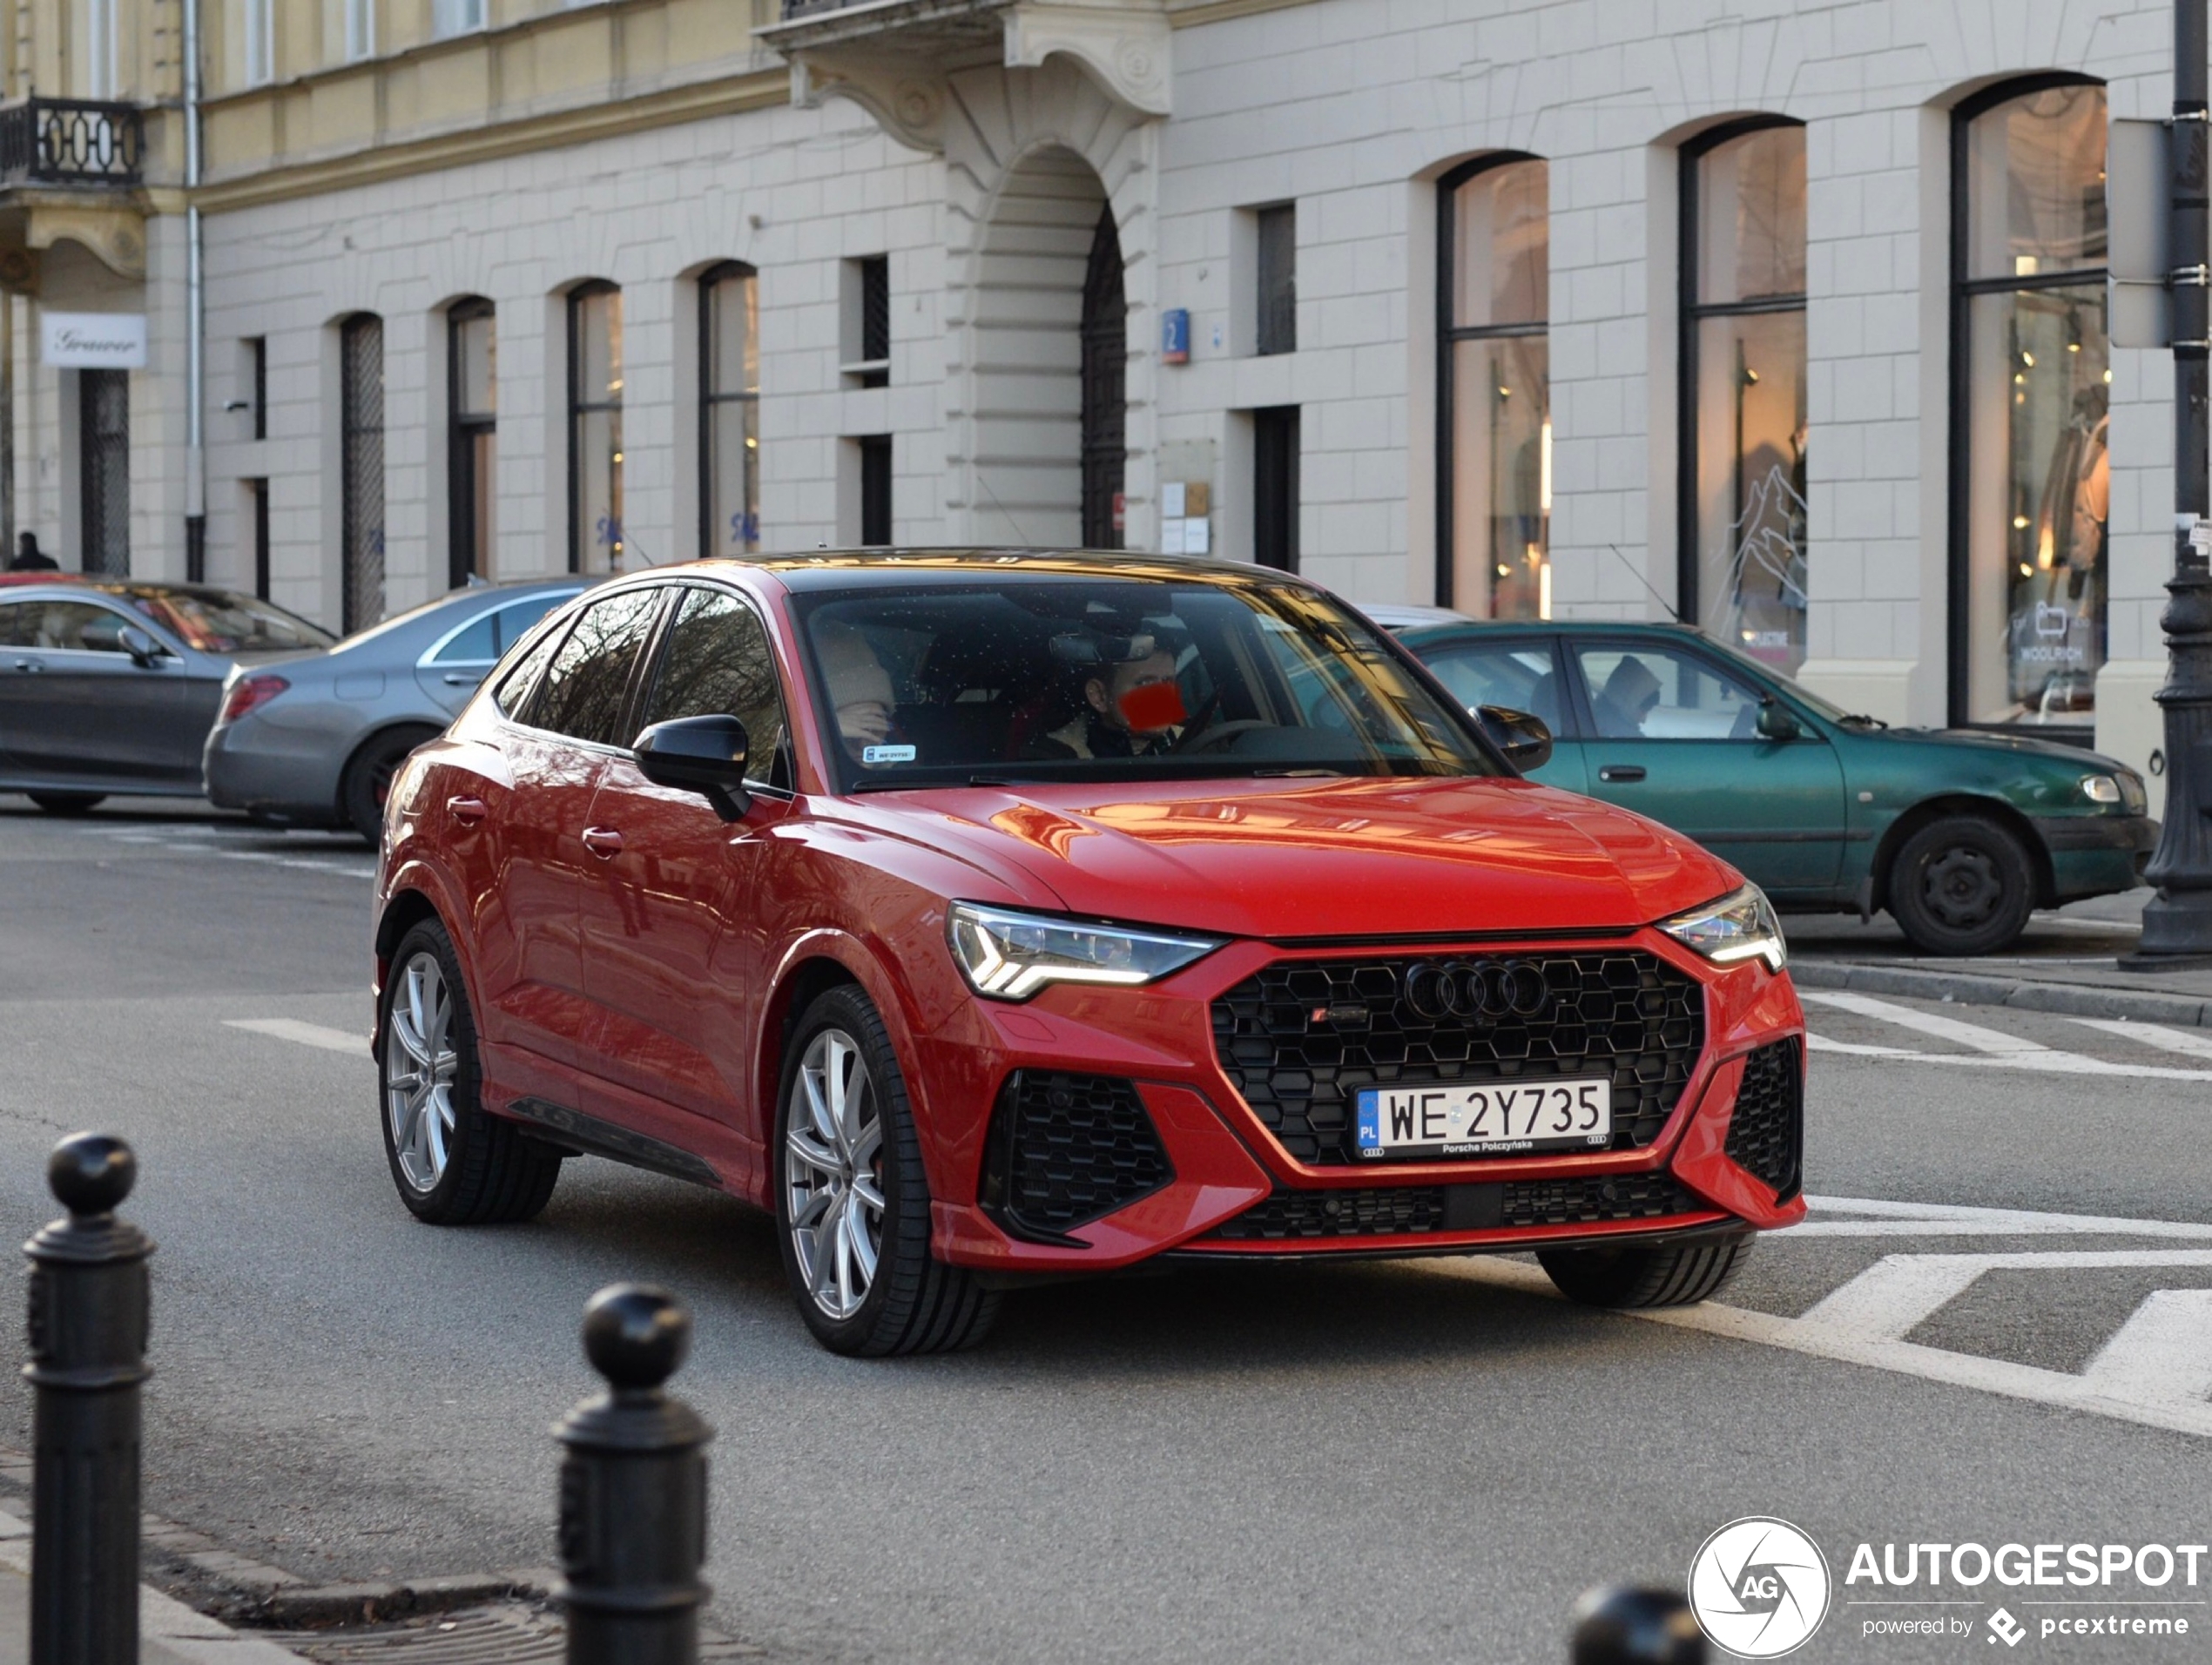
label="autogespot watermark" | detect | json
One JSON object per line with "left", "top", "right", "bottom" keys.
{"left": 1689, "top": 1521, "right": 2210, "bottom": 1655}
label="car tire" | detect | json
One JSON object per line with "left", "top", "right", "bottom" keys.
{"left": 341, "top": 726, "right": 441, "bottom": 846}
{"left": 378, "top": 919, "right": 562, "bottom": 1226}
{"left": 775, "top": 985, "right": 1000, "bottom": 1357}
{"left": 1887, "top": 814, "right": 2035, "bottom": 957}
{"left": 1538, "top": 1235, "right": 1752, "bottom": 1309}
{"left": 27, "top": 792, "right": 105, "bottom": 814}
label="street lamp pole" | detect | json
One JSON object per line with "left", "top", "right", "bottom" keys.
{"left": 2130, "top": 0, "right": 2212, "bottom": 964}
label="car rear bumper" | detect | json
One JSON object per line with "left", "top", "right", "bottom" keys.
{"left": 916, "top": 932, "right": 1807, "bottom": 1275}
{"left": 203, "top": 719, "right": 347, "bottom": 825}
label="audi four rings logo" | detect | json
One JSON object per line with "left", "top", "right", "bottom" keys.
{"left": 1400, "top": 959, "right": 1552, "bottom": 1022}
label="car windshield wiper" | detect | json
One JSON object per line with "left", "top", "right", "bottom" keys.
{"left": 1838, "top": 712, "right": 1889, "bottom": 730}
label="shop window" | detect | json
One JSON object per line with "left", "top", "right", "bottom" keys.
{"left": 1439, "top": 155, "right": 1548, "bottom": 615}
{"left": 1681, "top": 120, "right": 1807, "bottom": 671}
{"left": 1952, "top": 78, "right": 2108, "bottom": 729}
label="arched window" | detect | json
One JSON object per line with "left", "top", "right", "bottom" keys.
{"left": 448, "top": 298, "right": 495, "bottom": 586}
{"left": 1681, "top": 118, "right": 1807, "bottom": 670}
{"left": 339, "top": 313, "right": 385, "bottom": 631}
{"left": 1438, "top": 155, "right": 1548, "bottom": 613}
{"left": 698, "top": 264, "right": 760, "bottom": 558}
{"left": 1081, "top": 206, "right": 1126, "bottom": 550}
{"left": 1952, "top": 78, "right": 2107, "bottom": 731}
{"left": 569, "top": 281, "right": 623, "bottom": 574}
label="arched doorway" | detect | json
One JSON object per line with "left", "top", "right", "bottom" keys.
{"left": 970, "top": 146, "right": 1123, "bottom": 548}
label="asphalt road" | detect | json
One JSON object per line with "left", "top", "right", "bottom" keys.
{"left": 3, "top": 796, "right": 2210, "bottom": 1662}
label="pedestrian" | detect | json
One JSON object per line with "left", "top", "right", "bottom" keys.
{"left": 8, "top": 531, "right": 56, "bottom": 572}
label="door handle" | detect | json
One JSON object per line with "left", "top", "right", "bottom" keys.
{"left": 12, "top": 658, "right": 41, "bottom": 673}
{"left": 446, "top": 795, "right": 487, "bottom": 826}
{"left": 582, "top": 826, "right": 624, "bottom": 858}
{"left": 441, "top": 672, "right": 479, "bottom": 686}
{"left": 1597, "top": 765, "right": 1647, "bottom": 783}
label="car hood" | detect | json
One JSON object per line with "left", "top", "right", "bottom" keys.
{"left": 1879, "top": 725, "right": 2128, "bottom": 774}
{"left": 856, "top": 776, "right": 1740, "bottom": 940}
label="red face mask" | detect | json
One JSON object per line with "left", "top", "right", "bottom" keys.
{"left": 1117, "top": 678, "right": 1188, "bottom": 732}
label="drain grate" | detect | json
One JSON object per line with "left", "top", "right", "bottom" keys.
{"left": 268, "top": 1602, "right": 759, "bottom": 1662}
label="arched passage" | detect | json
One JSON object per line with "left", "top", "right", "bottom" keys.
{"left": 970, "top": 145, "right": 1124, "bottom": 548}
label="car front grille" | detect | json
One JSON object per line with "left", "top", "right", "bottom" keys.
{"left": 1201, "top": 1173, "right": 1712, "bottom": 1243}
{"left": 1724, "top": 1038, "right": 1803, "bottom": 1201}
{"left": 1210, "top": 950, "right": 1705, "bottom": 1166}
{"left": 977, "top": 1071, "right": 1171, "bottom": 1242}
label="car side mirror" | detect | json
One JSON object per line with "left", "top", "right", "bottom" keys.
{"left": 1475, "top": 704, "right": 1554, "bottom": 773}
{"left": 116, "top": 625, "right": 166, "bottom": 669}
{"left": 1756, "top": 699, "right": 1801, "bottom": 742}
{"left": 634, "top": 713, "right": 751, "bottom": 821}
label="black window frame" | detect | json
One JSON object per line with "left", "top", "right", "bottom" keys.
{"left": 567, "top": 279, "right": 624, "bottom": 576}
{"left": 1946, "top": 71, "right": 2107, "bottom": 738}
{"left": 1435, "top": 151, "right": 1548, "bottom": 610}
{"left": 246, "top": 335, "right": 266, "bottom": 441}
{"left": 514, "top": 583, "right": 664, "bottom": 751}
{"left": 698, "top": 261, "right": 761, "bottom": 561}
{"left": 338, "top": 312, "right": 385, "bottom": 633}
{"left": 1255, "top": 203, "right": 1297, "bottom": 357}
{"left": 247, "top": 476, "right": 270, "bottom": 600}
{"left": 1253, "top": 405, "right": 1300, "bottom": 572}
{"left": 448, "top": 297, "right": 496, "bottom": 590}
{"left": 1676, "top": 114, "right": 1808, "bottom": 632}
{"left": 858, "top": 435, "right": 893, "bottom": 546}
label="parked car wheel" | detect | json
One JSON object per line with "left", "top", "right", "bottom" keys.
{"left": 1537, "top": 1236, "right": 1751, "bottom": 1308}
{"left": 26, "top": 792, "right": 105, "bottom": 814}
{"left": 342, "top": 725, "right": 442, "bottom": 845}
{"left": 1887, "top": 814, "right": 2034, "bottom": 956}
{"left": 378, "top": 919, "right": 562, "bottom": 1225}
{"left": 776, "top": 986, "right": 1000, "bottom": 1357}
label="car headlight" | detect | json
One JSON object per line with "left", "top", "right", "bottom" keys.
{"left": 2081, "top": 773, "right": 2123, "bottom": 806}
{"left": 1657, "top": 884, "right": 1787, "bottom": 974}
{"left": 947, "top": 902, "right": 1223, "bottom": 1001}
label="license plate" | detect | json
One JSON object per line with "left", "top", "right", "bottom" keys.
{"left": 1354, "top": 1078, "right": 1612, "bottom": 1160}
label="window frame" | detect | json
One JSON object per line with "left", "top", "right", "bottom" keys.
{"left": 1435, "top": 151, "right": 1549, "bottom": 610}
{"left": 567, "top": 280, "right": 624, "bottom": 576}
{"left": 0, "top": 595, "right": 145, "bottom": 656}
{"left": 419, "top": 587, "right": 584, "bottom": 671}
{"left": 630, "top": 580, "right": 797, "bottom": 799}
{"left": 507, "top": 582, "right": 665, "bottom": 752}
{"left": 1946, "top": 71, "right": 2108, "bottom": 736}
{"left": 448, "top": 297, "right": 496, "bottom": 589}
{"left": 1564, "top": 631, "right": 1799, "bottom": 745}
{"left": 1414, "top": 630, "right": 1579, "bottom": 738}
{"left": 1676, "top": 115, "right": 1809, "bottom": 634}
{"left": 697, "top": 262, "right": 761, "bottom": 561}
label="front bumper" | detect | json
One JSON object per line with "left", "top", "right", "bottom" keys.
{"left": 915, "top": 929, "right": 1807, "bottom": 1275}
{"left": 2039, "top": 812, "right": 2158, "bottom": 899}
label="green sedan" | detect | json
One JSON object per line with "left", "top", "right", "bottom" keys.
{"left": 1396, "top": 618, "right": 2155, "bottom": 957}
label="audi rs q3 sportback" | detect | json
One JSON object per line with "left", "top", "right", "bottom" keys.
{"left": 371, "top": 550, "right": 1807, "bottom": 1356}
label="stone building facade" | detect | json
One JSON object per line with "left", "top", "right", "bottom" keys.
{"left": 0, "top": 0, "right": 2187, "bottom": 801}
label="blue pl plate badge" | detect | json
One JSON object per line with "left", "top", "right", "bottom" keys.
{"left": 862, "top": 745, "right": 917, "bottom": 765}
{"left": 1356, "top": 1092, "right": 1379, "bottom": 1151}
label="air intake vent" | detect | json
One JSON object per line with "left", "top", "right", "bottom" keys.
{"left": 978, "top": 1072, "right": 1171, "bottom": 1244}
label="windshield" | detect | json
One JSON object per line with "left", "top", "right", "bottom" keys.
{"left": 98, "top": 583, "right": 334, "bottom": 654}
{"left": 792, "top": 576, "right": 1501, "bottom": 790}
{"left": 1701, "top": 635, "right": 1865, "bottom": 724}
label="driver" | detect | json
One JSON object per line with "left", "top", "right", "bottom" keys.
{"left": 814, "top": 621, "right": 897, "bottom": 762}
{"left": 1033, "top": 641, "right": 1184, "bottom": 759}
{"left": 1594, "top": 656, "right": 1662, "bottom": 738}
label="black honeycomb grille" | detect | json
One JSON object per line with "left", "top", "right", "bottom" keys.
{"left": 1210, "top": 952, "right": 1704, "bottom": 1165}
{"left": 1724, "top": 1038, "right": 1803, "bottom": 1201}
{"left": 1203, "top": 1173, "right": 1710, "bottom": 1242}
{"left": 979, "top": 1072, "right": 1171, "bottom": 1240}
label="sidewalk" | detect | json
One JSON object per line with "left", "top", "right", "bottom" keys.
{"left": 1786, "top": 887, "right": 2212, "bottom": 1026}
{"left": 0, "top": 1508, "right": 308, "bottom": 1665}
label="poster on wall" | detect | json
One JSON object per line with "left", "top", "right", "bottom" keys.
{"left": 42, "top": 313, "right": 147, "bottom": 368}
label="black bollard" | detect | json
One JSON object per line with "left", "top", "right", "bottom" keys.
{"left": 556, "top": 1284, "right": 712, "bottom": 1665}
{"left": 1570, "top": 1586, "right": 1708, "bottom": 1664}
{"left": 24, "top": 1134, "right": 153, "bottom": 1665}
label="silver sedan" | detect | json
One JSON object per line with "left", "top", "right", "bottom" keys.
{"left": 204, "top": 577, "right": 584, "bottom": 840}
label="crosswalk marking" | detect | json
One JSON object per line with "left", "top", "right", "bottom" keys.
{"left": 1800, "top": 991, "right": 2049, "bottom": 1055}
{"left": 1792, "top": 1195, "right": 2212, "bottom": 1240}
{"left": 2071, "top": 1017, "right": 2212, "bottom": 1061}
{"left": 1803, "top": 1249, "right": 2212, "bottom": 1340}
{"left": 2083, "top": 1291, "right": 2212, "bottom": 1404}
{"left": 222, "top": 1018, "right": 370, "bottom": 1057}
{"left": 89, "top": 826, "right": 374, "bottom": 879}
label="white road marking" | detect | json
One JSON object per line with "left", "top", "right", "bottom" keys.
{"left": 1433, "top": 1257, "right": 2212, "bottom": 1441}
{"left": 2083, "top": 1291, "right": 2212, "bottom": 1404}
{"left": 1792, "top": 1195, "right": 2212, "bottom": 1240}
{"left": 2072, "top": 1018, "right": 2212, "bottom": 1061}
{"left": 1803, "top": 1031, "right": 2212, "bottom": 1082}
{"left": 1802, "top": 1249, "right": 2212, "bottom": 1340}
{"left": 222, "top": 1018, "right": 370, "bottom": 1057}
{"left": 1801, "top": 990, "right": 2048, "bottom": 1054}
{"left": 84, "top": 826, "right": 374, "bottom": 879}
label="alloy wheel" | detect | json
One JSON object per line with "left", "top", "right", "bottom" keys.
{"left": 785, "top": 1028, "right": 887, "bottom": 1321}
{"left": 384, "top": 950, "right": 459, "bottom": 1192}
{"left": 1921, "top": 845, "right": 2003, "bottom": 927}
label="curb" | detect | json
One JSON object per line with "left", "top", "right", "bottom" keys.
{"left": 1789, "top": 959, "right": 2212, "bottom": 1028}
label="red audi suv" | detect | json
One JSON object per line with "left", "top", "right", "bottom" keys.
{"left": 372, "top": 551, "right": 1806, "bottom": 1355}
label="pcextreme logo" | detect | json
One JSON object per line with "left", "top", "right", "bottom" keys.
{"left": 1689, "top": 1517, "right": 1833, "bottom": 1659}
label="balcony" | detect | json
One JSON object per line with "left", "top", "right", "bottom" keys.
{"left": 0, "top": 99, "right": 145, "bottom": 188}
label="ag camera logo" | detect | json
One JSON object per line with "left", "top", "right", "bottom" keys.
{"left": 1689, "top": 1517, "right": 1832, "bottom": 1658}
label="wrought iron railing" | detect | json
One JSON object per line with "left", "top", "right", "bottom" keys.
{"left": 0, "top": 98, "right": 144, "bottom": 186}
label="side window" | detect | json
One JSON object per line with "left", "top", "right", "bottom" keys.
{"left": 494, "top": 615, "right": 568, "bottom": 717}
{"left": 429, "top": 610, "right": 499, "bottom": 665}
{"left": 637, "top": 588, "right": 791, "bottom": 788}
{"left": 523, "top": 588, "right": 662, "bottom": 745}
{"left": 0, "top": 600, "right": 133, "bottom": 652}
{"left": 1420, "top": 639, "right": 1568, "bottom": 734}
{"left": 1574, "top": 642, "right": 1764, "bottom": 740}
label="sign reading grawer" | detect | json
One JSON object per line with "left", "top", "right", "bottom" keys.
{"left": 42, "top": 312, "right": 146, "bottom": 369}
